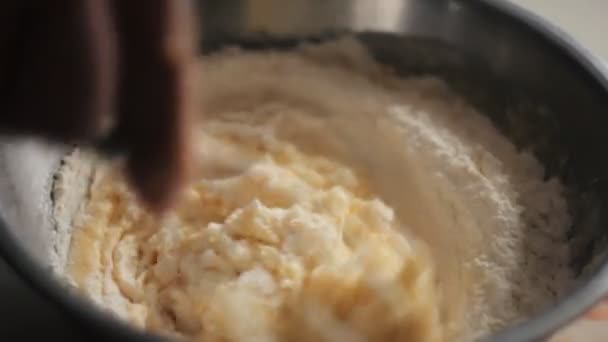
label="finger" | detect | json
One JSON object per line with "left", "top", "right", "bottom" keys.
{"left": 110, "top": 0, "right": 198, "bottom": 211}
{"left": 586, "top": 299, "right": 608, "bottom": 321}
{"left": 0, "top": 0, "right": 116, "bottom": 143}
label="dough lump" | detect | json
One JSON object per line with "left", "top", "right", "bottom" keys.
{"left": 68, "top": 121, "right": 444, "bottom": 342}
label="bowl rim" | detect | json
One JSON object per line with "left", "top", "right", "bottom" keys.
{"left": 1, "top": 0, "right": 608, "bottom": 341}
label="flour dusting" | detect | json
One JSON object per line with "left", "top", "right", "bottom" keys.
{"left": 54, "top": 38, "right": 574, "bottom": 341}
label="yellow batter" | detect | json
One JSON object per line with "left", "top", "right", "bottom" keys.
{"left": 68, "top": 119, "right": 444, "bottom": 341}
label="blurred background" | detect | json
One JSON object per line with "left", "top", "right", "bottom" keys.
{"left": 0, "top": 0, "right": 606, "bottom": 340}
{"left": 510, "top": 0, "right": 608, "bottom": 60}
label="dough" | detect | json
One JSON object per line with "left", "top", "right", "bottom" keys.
{"left": 68, "top": 120, "right": 444, "bottom": 341}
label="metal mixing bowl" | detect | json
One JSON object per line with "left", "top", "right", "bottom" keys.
{"left": 1, "top": 0, "right": 608, "bottom": 341}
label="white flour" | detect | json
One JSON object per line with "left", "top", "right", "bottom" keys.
{"left": 55, "top": 38, "right": 575, "bottom": 341}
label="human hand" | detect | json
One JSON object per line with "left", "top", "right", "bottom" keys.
{"left": 0, "top": 0, "right": 198, "bottom": 212}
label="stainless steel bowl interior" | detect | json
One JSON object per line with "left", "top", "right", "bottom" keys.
{"left": 1, "top": 0, "right": 608, "bottom": 341}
